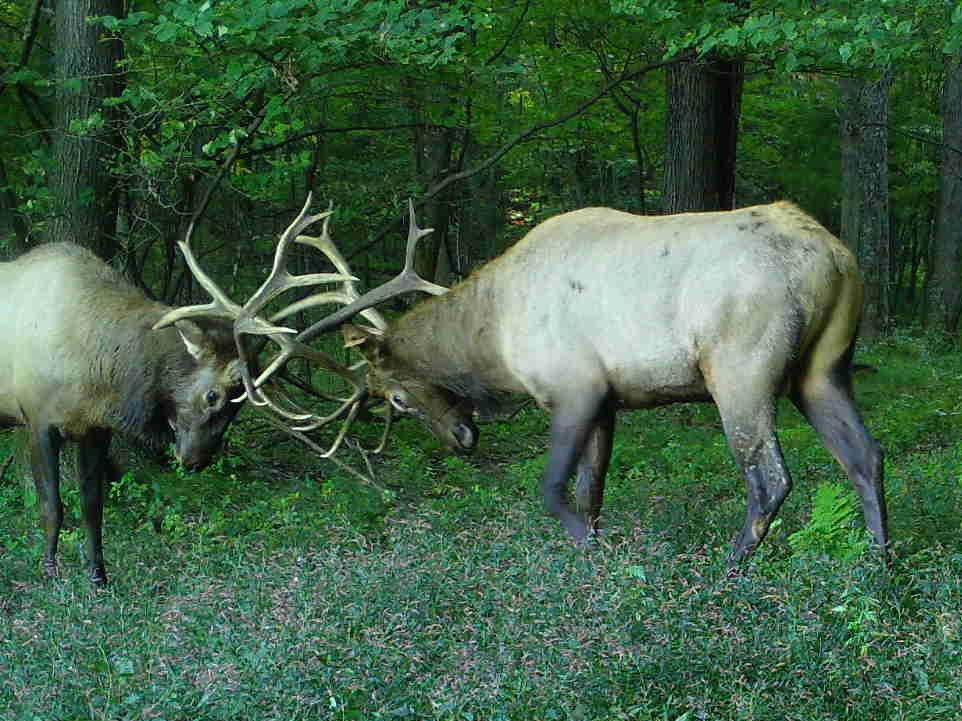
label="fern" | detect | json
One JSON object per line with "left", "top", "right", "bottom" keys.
{"left": 789, "top": 482, "right": 869, "bottom": 560}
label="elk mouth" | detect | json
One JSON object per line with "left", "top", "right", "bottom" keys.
{"left": 179, "top": 453, "right": 212, "bottom": 471}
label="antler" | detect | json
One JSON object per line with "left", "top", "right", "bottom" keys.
{"left": 155, "top": 195, "right": 360, "bottom": 431}
{"left": 297, "top": 199, "right": 448, "bottom": 344}
{"left": 153, "top": 194, "right": 446, "bottom": 465}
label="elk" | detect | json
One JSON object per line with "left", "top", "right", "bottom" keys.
{"left": 0, "top": 243, "right": 274, "bottom": 584}
{"left": 164, "top": 198, "right": 889, "bottom": 564}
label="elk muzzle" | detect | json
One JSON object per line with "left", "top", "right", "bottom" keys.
{"left": 172, "top": 423, "right": 222, "bottom": 470}
{"left": 433, "top": 404, "right": 479, "bottom": 454}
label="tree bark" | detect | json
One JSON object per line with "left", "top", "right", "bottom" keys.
{"left": 932, "top": 52, "right": 962, "bottom": 334}
{"left": 664, "top": 54, "right": 743, "bottom": 213}
{"left": 839, "top": 79, "right": 862, "bottom": 252}
{"left": 45, "top": 0, "right": 124, "bottom": 260}
{"left": 839, "top": 72, "right": 892, "bottom": 338}
{"left": 413, "top": 121, "right": 455, "bottom": 284}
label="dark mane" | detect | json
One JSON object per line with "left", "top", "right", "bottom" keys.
{"left": 438, "top": 373, "right": 511, "bottom": 419}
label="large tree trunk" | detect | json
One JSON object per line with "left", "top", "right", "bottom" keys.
{"left": 839, "top": 73, "right": 892, "bottom": 338}
{"left": 45, "top": 0, "right": 124, "bottom": 260}
{"left": 663, "top": 54, "right": 743, "bottom": 213}
{"left": 931, "top": 52, "right": 962, "bottom": 334}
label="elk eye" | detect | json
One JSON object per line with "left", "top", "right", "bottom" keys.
{"left": 389, "top": 393, "right": 410, "bottom": 413}
{"left": 206, "top": 390, "right": 219, "bottom": 406}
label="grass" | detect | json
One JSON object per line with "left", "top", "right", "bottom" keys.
{"left": 2, "top": 330, "right": 962, "bottom": 720}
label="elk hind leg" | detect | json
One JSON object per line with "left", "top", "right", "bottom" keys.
{"left": 573, "top": 403, "right": 616, "bottom": 534}
{"left": 30, "top": 424, "right": 63, "bottom": 578}
{"left": 792, "top": 359, "right": 888, "bottom": 554}
{"left": 78, "top": 429, "right": 112, "bottom": 585}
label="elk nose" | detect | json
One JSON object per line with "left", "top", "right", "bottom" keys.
{"left": 452, "top": 421, "right": 478, "bottom": 452}
{"left": 175, "top": 445, "right": 212, "bottom": 471}
{"left": 181, "top": 455, "right": 211, "bottom": 471}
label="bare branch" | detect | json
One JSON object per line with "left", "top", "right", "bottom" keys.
{"left": 238, "top": 122, "right": 427, "bottom": 159}
{"left": 348, "top": 55, "right": 683, "bottom": 260}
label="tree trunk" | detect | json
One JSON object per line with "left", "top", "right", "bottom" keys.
{"left": 664, "top": 54, "right": 743, "bottom": 213}
{"left": 839, "top": 79, "right": 862, "bottom": 251}
{"left": 45, "top": 0, "right": 124, "bottom": 260}
{"left": 839, "top": 73, "right": 892, "bottom": 338}
{"left": 413, "top": 121, "right": 455, "bottom": 284}
{"left": 932, "top": 52, "right": 962, "bottom": 334}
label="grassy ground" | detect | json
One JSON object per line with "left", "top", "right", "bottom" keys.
{"left": 2, "top": 331, "right": 962, "bottom": 720}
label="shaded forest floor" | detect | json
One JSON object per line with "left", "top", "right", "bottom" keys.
{"left": 2, "top": 331, "right": 962, "bottom": 720}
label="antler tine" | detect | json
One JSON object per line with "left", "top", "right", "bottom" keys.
{"left": 371, "top": 403, "right": 394, "bottom": 454}
{"left": 239, "top": 194, "right": 357, "bottom": 320}
{"left": 403, "top": 198, "right": 440, "bottom": 279}
{"left": 154, "top": 196, "right": 354, "bottom": 331}
{"left": 234, "top": 329, "right": 364, "bottom": 423}
{"left": 309, "top": 397, "right": 363, "bottom": 457}
{"left": 276, "top": 206, "right": 388, "bottom": 331}
{"left": 297, "top": 199, "right": 449, "bottom": 344}
{"left": 153, "top": 237, "right": 243, "bottom": 330}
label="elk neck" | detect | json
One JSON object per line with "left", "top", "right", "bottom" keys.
{"left": 94, "top": 301, "right": 192, "bottom": 443}
{"left": 385, "top": 268, "right": 522, "bottom": 400}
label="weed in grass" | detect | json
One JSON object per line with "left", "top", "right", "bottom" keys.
{"left": 788, "top": 482, "right": 871, "bottom": 561}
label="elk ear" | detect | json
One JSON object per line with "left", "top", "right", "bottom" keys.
{"left": 343, "top": 323, "right": 386, "bottom": 362}
{"left": 174, "top": 320, "right": 210, "bottom": 361}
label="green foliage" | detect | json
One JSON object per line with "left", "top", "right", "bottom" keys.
{"left": 613, "top": 0, "right": 929, "bottom": 71}
{"left": 788, "top": 482, "right": 870, "bottom": 561}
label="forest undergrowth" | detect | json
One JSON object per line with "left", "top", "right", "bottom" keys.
{"left": 2, "top": 330, "right": 962, "bottom": 720}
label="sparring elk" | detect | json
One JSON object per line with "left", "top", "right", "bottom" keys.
{"left": 0, "top": 243, "right": 284, "bottom": 584}
{"left": 164, "top": 198, "right": 889, "bottom": 564}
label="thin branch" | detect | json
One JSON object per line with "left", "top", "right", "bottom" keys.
{"left": 18, "top": 0, "right": 44, "bottom": 67}
{"left": 238, "top": 122, "right": 427, "bottom": 159}
{"left": 0, "top": 0, "right": 50, "bottom": 149}
{"left": 16, "top": 84, "right": 52, "bottom": 146}
{"left": 485, "top": 0, "right": 530, "bottom": 66}
{"left": 861, "top": 121, "right": 958, "bottom": 155}
{"left": 184, "top": 90, "right": 272, "bottom": 238}
{"left": 0, "top": 0, "right": 44, "bottom": 99}
{"left": 348, "top": 55, "right": 682, "bottom": 260}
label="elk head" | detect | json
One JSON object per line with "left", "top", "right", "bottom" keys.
{"left": 155, "top": 196, "right": 474, "bottom": 477}
{"left": 168, "top": 319, "right": 246, "bottom": 469}
{"left": 342, "top": 323, "right": 479, "bottom": 454}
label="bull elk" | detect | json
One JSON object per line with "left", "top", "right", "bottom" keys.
{"left": 1, "top": 243, "right": 262, "bottom": 584}
{"left": 165, "top": 198, "right": 889, "bottom": 564}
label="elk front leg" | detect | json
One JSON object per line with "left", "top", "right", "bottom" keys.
{"left": 78, "top": 429, "right": 112, "bottom": 585}
{"left": 544, "top": 392, "right": 609, "bottom": 544}
{"left": 573, "top": 403, "right": 616, "bottom": 534}
{"left": 30, "top": 424, "right": 63, "bottom": 578}
{"left": 717, "top": 398, "right": 793, "bottom": 565}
